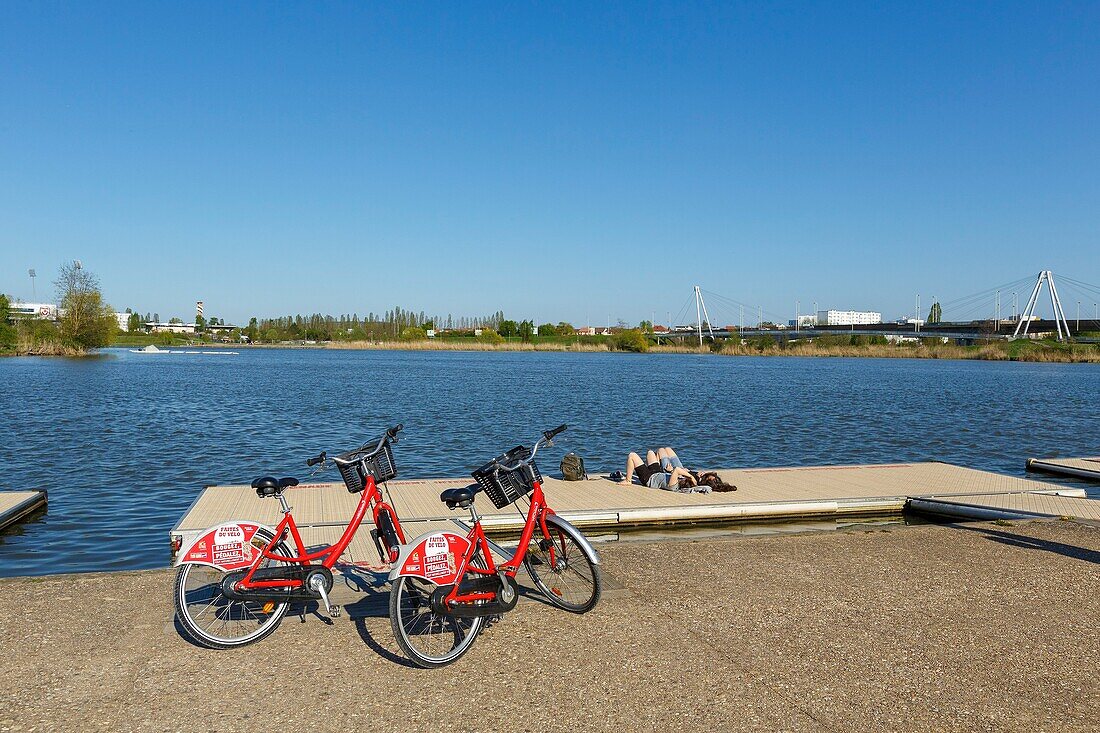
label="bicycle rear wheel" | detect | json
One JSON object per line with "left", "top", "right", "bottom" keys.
{"left": 389, "top": 555, "right": 487, "bottom": 668}
{"left": 523, "top": 520, "right": 602, "bottom": 613}
{"left": 174, "top": 528, "right": 291, "bottom": 649}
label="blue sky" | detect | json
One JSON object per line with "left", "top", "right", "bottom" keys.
{"left": 2, "top": 2, "right": 1098, "bottom": 326}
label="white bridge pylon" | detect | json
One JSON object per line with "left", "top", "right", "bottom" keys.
{"left": 694, "top": 285, "right": 715, "bottom": 346}
{"left": 1012, "top": 270, "right": 1073, "bottom": 341}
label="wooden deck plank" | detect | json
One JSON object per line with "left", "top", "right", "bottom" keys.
{"left": 1027, "top": 456, "right": 1100, "bottom": 482}
{"left": 173, "top": 461, "right": 1069, "bottom": 542}
{"left": 0, "top": 490, "right": 47, "bottom": 532}
{"left": 917, "top": 492, "right": 1100, "bottom": 521}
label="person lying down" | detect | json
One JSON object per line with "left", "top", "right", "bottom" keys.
{"left": 618, "top": 447, "right": 735, "bottom": 494}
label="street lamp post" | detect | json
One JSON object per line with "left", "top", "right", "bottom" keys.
{"left": 28, "top": 269, "right": 36, "bottom": 300}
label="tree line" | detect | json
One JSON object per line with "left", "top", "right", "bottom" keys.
{"left": 236, "top": 309, "right": 605, "bottom": 344}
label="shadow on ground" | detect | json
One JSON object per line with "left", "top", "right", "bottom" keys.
{"left": 956, "top": 522, "right": 1100, "bottom": 564}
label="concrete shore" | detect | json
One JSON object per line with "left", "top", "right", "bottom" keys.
{"left": 1, "top": 519, "right": 1097, "bottom": 732}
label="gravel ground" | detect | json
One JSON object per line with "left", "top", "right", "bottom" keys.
{"left": 1, "top": 518, "right": 1097, "bottom": 732}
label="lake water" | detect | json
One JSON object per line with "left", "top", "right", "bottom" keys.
{"left": 1, "top": 348, "right": 1097, "bottom": 577}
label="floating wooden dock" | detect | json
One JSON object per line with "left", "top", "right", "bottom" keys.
{"left": 1026, "top": 456, "right": 1100, "bottom": 482}
{"left": 909, "top": 491, "right": 1097, "bottom": 521}
{"left": 171, "top": 461, "right": 1090, "bottom": 557}
{"left": 0, "top": 490, "right": 47, "bottom": 532}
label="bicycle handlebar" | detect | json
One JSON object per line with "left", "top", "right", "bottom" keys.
{"left": 309, "top": 424, "right": 405, "bottom": 470}
{"left": 544, "top": 424, "right": 567, "bottom": 441}
{"left": 492, "top": 425, "right": 568, "bottom": 475}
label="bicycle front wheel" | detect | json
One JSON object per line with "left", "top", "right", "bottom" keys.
{"left": 523, "top": 520, "right": 602, "bottom": 613}
{"left": 389, "top": 555, "right": 487, "bottom": 669}
{"left": 174, "top": 528, "right": 291, "bottom": 649}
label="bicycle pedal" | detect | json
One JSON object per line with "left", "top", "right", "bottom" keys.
{"left": 330, "top": 605, "right": 341, "bottom": 618}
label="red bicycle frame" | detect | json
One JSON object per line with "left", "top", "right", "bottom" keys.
{"left": 443, "top": 480, "right": 559, "bottom": 606}
{"left": 236, "top": 475, "right": 406, "bottom": 592}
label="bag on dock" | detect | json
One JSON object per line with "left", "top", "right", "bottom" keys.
{"left": 560, "top": 452, "right": 588, "bottom": 481}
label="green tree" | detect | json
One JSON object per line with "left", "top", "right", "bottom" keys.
{"left": 400, "top": 326, "right": 427, "bottom": 341}
{"left": 927, "top": 302, "right": 942, "bottom": 324}
{"left": 613, "top": 328, "right": 649, "bottom": 352}
{"left": 54, "top": 262, "right": 116, "bottom": 349}
{"left": 537, "top": 322, "right": 558, "bottom": 337}
{"left": 0, "top": 294, "right": 14, "bottom": 349}
{"left": 556, "top": 321, "right": 574, "bottom": 335}
{"left": 194, "top": 314, "right": 206, "bottom": 331}
{"left": 245, "top": 317, "right": 259, "bottom": 342}
{"left": 638, "top": 320, "right": 653, "bottom": 333}
{"left": 498, "top": 319, "right": 518, "bottom": 338}
{"left": 126, "top": 311, "right": 142, "bottom": 332}
{"left": 518, "top": 320, "right": 534, "bottom": 342}
{"left": 477, "top": 328, "right": 504, "bottom": 344}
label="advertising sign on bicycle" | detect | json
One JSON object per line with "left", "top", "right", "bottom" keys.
{"left": 395, "top": 532, "right": 471, "bottom": 585}
{"left": 178, "top": 521, "right": 268, "bottom": 571}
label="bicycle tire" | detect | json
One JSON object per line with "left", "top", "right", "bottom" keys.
{"left": 174, "top": 528, "right": 292, "bottom": 649}
{"left": 389, "top": 554, "right": 487, "bottom": 669}
{"left": 523, "top": 520, "right": 602, "bottom": 613}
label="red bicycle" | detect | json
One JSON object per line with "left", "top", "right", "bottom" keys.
{"left": 173, "top": 425, "right": 409, "bottom": 648}
{"left": 388, "top": 425, "right": 602, "bottom": 667}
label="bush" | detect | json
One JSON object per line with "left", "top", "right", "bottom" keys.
{"left": 477, "top": 328, "right": 504, "bottom": 344}
{"left": 613, "top": 329, "right": 649, "bottom": 352}
{"left": 746, "top": 336, "right": 776, "bottom": 351}
{"left": 400, "top": 326, "right": 427, "bottom": 341}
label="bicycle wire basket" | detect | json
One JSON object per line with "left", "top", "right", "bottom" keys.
{"left": 337, "top": 440, "right": 397, "bottom": 493}
{"left": 471, "top": 445, "right": 542, "bottom": 509}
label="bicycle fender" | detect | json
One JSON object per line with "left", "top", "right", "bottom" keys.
{"left": 175, "top": 521, "right": 277, "bottom": 571}
{"left": 544, "top": 514, "right": 601, "bottom": 566}
{"left": 388, "top": 531, "right": 471, "bottom": 585}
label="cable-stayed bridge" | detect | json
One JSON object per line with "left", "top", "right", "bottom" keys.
{"left": 659, "top": 270, "right": 1100, "bottom": 344}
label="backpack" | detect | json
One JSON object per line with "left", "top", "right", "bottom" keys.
{"left": 560, "top": 452, "right": 587, "bottom": 481}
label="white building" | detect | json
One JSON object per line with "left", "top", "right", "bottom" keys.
{"left": 146, "top": 321, "right": 197, "bottom": 334}
{"left": 115, "top": 313, "right": 131, "bottom": 331}
{"left": 816, "top": 310, "right": 882, "bottom": 326}
{"left": 9, "top": 302, "right": 59, "bottom": 320}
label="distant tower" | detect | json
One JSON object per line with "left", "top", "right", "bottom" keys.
{"left": 196, "top": 301, "right": 204, "bottom": 322}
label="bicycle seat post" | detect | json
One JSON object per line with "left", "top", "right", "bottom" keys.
{"left": 277, "top": 494, "right": 291, "bottom": 514}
